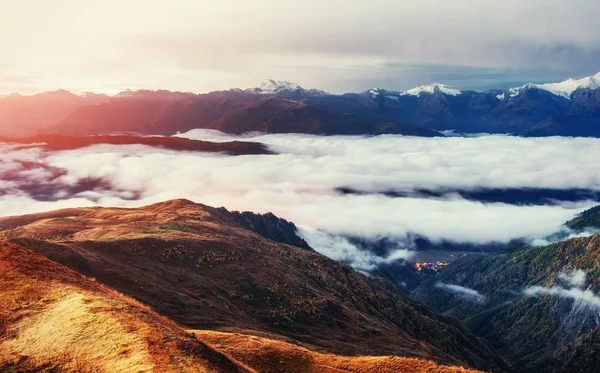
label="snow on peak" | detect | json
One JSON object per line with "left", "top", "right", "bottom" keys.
{"left": 246, "top": 79, "right": 328, "bottom": 96}
{"left": 257, "top": 79, "right": 302, "bottom": 94}
{"left": 534, "top": 73, "right": 600, "bottom": 98}
{"left": 401, "top": 83, "right": 462, "bottom": 97}
{"left": 510, "top": 72, "right": 600, "bottom": 99}
{"left": 369, "top": 87, "right": 382, "bottom": 98}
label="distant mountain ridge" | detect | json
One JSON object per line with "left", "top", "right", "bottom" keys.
{"left": 4, "top": 72, "right": 600, "bottom": 137}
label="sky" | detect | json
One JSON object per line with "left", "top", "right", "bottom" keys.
{"left": 1, "top": 0, "right": 600, "bottom": 94}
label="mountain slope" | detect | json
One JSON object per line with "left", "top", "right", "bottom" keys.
{"left": 43, "top": 91, "right": 440, "bottom": 137}
{"left": 0, "top": 200, "right": 509, "bottom": 372}
{"left": 529, "top": 325, "right": 600, "bottom": 373}
{"left": 309, "top": 72, "right": 600, "bottom": 136}
{"left": 42, "top": 90, "right": 260, "bottom": 136}
{"left": 0, "top": 90, "right": 109, "bottom": 137}
{"left": 205, "top": 97, "right": 441, "bottom": 136}
{"left": 566, "top": 205, "right": 600, "bottom": 231}
{"left": 414, "top": 228, "right": 600, "bottom": 370}
{"left": 194, "top": 330, "right": 482, "bottom": 373}
{"left": 0, "top": 241, "right": 250, "bottom": 373}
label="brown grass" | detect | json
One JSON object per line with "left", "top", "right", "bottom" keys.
{"left": 193, "top": 331, "right": 484, "bottom": 373}
{"left": 0, "top": 242, "right": 247, "bottom": 373}
{"left": 0, "top": 239, "right": 487, "bottom": 373}
{"left": 0, "top": 202, "right": 503, "bottom": 372}
{"left": 3, "top": 290, "right": 154, "bottom": 373}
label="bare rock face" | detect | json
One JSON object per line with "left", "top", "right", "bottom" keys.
{"left": 223, "top": 209, "right": 313, "bottom": 251}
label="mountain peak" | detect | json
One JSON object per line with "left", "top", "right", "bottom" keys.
{"left": 511, "top": 72, "right": 600, "bottom": 99}
{"left": 402, "top": 83, "right": 462, "bottom": 97}
{"left": 257, "top": 79, "right": 303, "bottom": 94}
{"left": 246, "top": 79, "right": 328, "bottom": 97}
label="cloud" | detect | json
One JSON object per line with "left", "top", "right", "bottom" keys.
{"left": 297, "top": 226, "right": 414, "bottom": 272}
{"left": 2, "top": 1, "right": 600, "bottom": 93}
{"left": 0, "top": 133, "right": 598, "bottom": 271}
{"left": 525, "top": 270, "right": 600, "bottom": 309}
{"left": 181, "top": 130, "right": 600, "bottom": 192}
{"left": 524, "top": 286, "right": 600, "bottom": 309}
{"left": 435, "top": 283, "right": 486, "bottom": 304}
{"left": 559, "top": 270, "right": 587, "bottom": 288}
{"left": 530, "top": 227, "right": 598, "bottom": 247}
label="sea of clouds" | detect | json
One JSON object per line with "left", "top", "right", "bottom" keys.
{"left": 1, "top": 132, "right": 599, "bottom": 271}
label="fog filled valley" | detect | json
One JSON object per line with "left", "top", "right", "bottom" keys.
{"left": 3, "top": 132, "right": 600, "bottom": 269}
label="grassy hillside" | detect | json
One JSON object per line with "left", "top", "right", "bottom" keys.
{"left": 0, "top": 242, "right": 249, "bottom": 373}
{"left": 0, "top": 200, "right": 508, "bottom": 372}
{"left": 194, "top": 330, "right": 483, "bottom": 373}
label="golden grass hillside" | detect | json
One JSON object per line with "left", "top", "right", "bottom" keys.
{"left": 0, "top": 242, "right": 249, "bottom": 373}
{"left": 0, "top": 200, "right": 509, "bottom": 372}
{"left": 193, "top": 330, "right": 484, "bottom": 373}
{"left": 0, "top": 232, "right": 488, "bottom": 372}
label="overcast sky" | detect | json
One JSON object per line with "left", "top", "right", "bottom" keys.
{"left": 1, "top": 0, "right": 599, "bottom": 94}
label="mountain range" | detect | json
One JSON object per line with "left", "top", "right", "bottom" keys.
{"left": 3, "top": 73, "right": 600, "bottom": 138}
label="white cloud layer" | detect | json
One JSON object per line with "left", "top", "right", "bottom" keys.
{"left": 435, "top": 283, "right": 486, "bottom": 304}
{"left": 525, "top": 287, "right": 600, "bottom": 309}
{"left": 0, "top": 133, "right": 599, "bottom": 270}
{"left": 181, "top": 131, "right": 600, "bottom": 191}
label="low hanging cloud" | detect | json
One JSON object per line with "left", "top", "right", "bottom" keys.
{"left": 559, "top": 269, "right": 588, "bottom": 288}
{"left": 524, "top": 287, "right": 600, "bottom": 309}
{"left": 529, "top": 227, "right": 599, "bottom": 247}
{"left": 435, "top": 283, "right": 487, "bottom": 304}
{"left": 525, "top": 270, "right": 600, "bottom": 309}
{"left": 0, "top": 132, "right": 599, "bottom": 270}
{"left": 297, "top": 226, "right": 414, "bottom": 272}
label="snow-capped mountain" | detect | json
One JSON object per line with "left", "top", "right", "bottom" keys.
{"left": 6, "top": 71, "right": 600, "bottom": 139}
{"left": 257, "top": 79, "right": 301, "bottom": 94}
{"left": 368, "top": 88, "right": 402, "bottom": 100}
{"left": 368, "top": 83, "right": 462, "bottom": 100}
{"left": 366, "top": 73, "right": 600, "bottom": 101}
{"left": 402, "top": 83, "right": 462, "bottom": 97}
{"left": 246, "top": 79, "right": 328, "bottom": 97}
{"left": 506, "top": 72, "right": 600, "bottom": 100}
